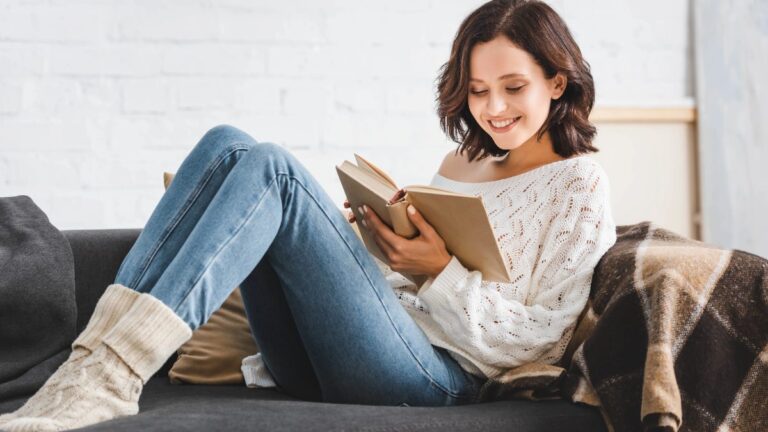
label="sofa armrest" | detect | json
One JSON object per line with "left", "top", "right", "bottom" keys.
{"left": 61, "top": 229, "right": 142, "bottom": 334}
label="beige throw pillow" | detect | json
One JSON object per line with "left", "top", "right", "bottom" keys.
{"left": 163, "top": 171, "right": 260, "bottom": 385}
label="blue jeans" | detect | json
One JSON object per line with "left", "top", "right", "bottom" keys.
{"left": 113, "top": 125, "right": 486, "bottom": 406}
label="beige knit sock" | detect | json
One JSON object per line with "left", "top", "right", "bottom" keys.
{"left": 0, "top": 284, "right": 140, "bottom": 427}
{"left": 2, "top": 291, "right": 192, "bottom": 432}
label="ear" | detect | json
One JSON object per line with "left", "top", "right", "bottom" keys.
{"left": 551, "top": 72, "right": 567, "bottom": 100}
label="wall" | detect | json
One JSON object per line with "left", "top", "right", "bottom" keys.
{"left": 694, "top": 0, "right": 768, "bottom": 257}
{"left": 591, "top": 110, "right": 698, "bottom": 239}
{"left": 0, "top": 0, "right": 694, "bottom": 230}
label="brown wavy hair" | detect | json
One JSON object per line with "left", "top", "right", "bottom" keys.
{"left": 435, "top": 0, "right": 598, "bottom": 162}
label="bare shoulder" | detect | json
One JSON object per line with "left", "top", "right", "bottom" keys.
{"left": 437, "top": 149, "right": 470, "bottom": 178}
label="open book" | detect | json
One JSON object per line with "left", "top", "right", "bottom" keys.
{"left": 336, "top": 153, "right": 512, "bottom": 287}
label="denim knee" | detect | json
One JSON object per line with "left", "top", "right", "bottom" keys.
{"left": 200, "top": 124, "right": 259, "bottom": 150}
{"left": 188, "top": 125, "right": 263, "bottom": 171}
{"left": 200, "top": 125, "right": 291, "bottom": 162}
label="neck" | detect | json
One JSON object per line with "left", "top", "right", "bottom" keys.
{"left": 498, "top": 132, "right": 563, "bottom": 170}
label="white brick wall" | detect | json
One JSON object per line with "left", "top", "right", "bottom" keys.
{"left": 0, "top": 0, "right": 693, "bottom": 229}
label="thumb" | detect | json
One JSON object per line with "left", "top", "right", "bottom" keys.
{"left": 407, "top": 205, "right": 436, "bottom": 237}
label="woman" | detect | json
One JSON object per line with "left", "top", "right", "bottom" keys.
{"left": 0, "top": 0, "right": 616, "bottom": 430}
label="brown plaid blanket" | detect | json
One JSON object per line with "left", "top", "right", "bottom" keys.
{"left": 477, "top": 222, "right": 768, "bottom": 432}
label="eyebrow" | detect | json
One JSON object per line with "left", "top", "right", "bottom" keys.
{"left": 469, "top": 73, "right": 526, "bottom": 83}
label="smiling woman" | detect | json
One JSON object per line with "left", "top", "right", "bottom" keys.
{"left": 0, "top": 1, "right": 617, "bottom": 431}
{"left": 351, "top": 0, "right": 616, "bottom": 382}
{"left": 437, "top": 0, "right": 598, "bottom": 172}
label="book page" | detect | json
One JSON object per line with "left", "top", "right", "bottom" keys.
{"left": 354, "top": 153, "right": 399, "bottom": 189}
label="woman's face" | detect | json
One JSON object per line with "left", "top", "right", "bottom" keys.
{"left": 467, "top": 35, "right": 566, "bottom": 152}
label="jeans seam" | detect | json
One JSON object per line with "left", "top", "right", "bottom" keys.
{"left": 270, "top": 174, "right": 465, "bottom": 399}
{"left": 171, "top": 174, "right": 280, "bottom": 312}
{"left": 127, "top": 144, "right": 251, "bottom": 291}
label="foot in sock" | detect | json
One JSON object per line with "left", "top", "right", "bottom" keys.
{"left": 2, "top": 344, "right": 143, "bottom": 432}
{"left": 1, "top": 290, "right": 192, "bottom": 432}
{"left": 0, "top": 348, "right": 88, "bottom": 427}
{"left": 0, "top": 284, "right": 140, "bottom": 428}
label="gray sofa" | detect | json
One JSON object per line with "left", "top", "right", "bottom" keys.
{"left": 0, "top": 229, "right": 607, "bottom": 431}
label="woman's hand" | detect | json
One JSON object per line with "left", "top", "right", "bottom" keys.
{"left": 343, "top": 199, "right": 355, "bottom": 223}
{"left": 359, "top": 204, "right": 452, "bottom": 278}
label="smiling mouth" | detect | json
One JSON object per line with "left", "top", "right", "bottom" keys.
{"left": 487, "top": 116, "right": 521, "bottom": 132}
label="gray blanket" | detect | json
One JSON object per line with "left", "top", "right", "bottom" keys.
{"left": 0, "top": 196, "right": 77, "bottom": 403}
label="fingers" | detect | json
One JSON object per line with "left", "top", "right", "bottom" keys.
{"left": 371, "top": 229, "right": 397, "bottom": 261}
{"left": 362, "top": 205, "right": 402, "bottom": 246}
{"left": 343, "top": 200, "right": 355, "bottom": 222}
{"left": 406, "top": 205, "right": 437, "bottom": 240}
{"left": 363, "top": 208, "right": 397, "bottom": 259}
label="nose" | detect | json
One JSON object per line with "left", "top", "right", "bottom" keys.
{"left": 486, "top": 92, "right": 508, "bottom": 116}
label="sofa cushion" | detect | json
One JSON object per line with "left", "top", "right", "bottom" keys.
{"left": 0, "top": 376, "right": 608, "bottom": 431}
{"left": 0, "top": 196, "right": 77, "bottom": 404}
{"left": 168, "top": 287, "right": 258, "bottom": 385}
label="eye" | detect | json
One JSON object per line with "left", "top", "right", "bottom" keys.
{"left": 469, "top": 86, "right": 524, "bottom": 96}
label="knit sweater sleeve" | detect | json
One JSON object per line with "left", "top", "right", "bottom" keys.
{"left": 412, "top": 165, "right": 616, "bottom": 369}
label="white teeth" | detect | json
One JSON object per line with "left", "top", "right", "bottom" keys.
{"left": 490, "top": 118, "right": 517, "bottom": 128}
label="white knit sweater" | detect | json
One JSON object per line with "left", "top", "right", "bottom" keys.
{"left": 242, "top": 155, "right": 617, "bottom": 387}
